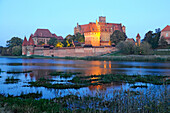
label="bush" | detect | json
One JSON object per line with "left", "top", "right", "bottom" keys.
{"left": 12, "top": 46, "right": 22, "bottom": 56}
{"left": 116, "top": 41, "right": 135, "bottom": 54}
{"left": 116, "top": 41, "right": 153, "bottom": 55}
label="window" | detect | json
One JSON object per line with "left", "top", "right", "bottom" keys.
{"left": 166, "top": 33, "right": 168, "bottom": 37}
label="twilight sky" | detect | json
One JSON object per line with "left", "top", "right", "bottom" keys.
{"left": 0, "top": 0, "right": 169, "bottom": 46}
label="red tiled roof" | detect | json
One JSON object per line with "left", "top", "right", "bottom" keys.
{"left": 126, "top": 38, "right": 135, "bottom": 42}
{"left": 162, "top": 25, "right": 170, "bottom": 31}
{"left": 84, "top": 23, "right": 100, "bottom": 32}
{"left": 28, "top": 36, "right": 34, "bottom": 45}
{"left": 22, "top": 37, "right": 28, "bottom": 46}
{"left": 52, "top": 33, "right": 63, "bottom": 40}
{"left": 33, "top": 29, "right": 53, "bottom": 38}
{"left": 136, "top": 33, "right": 141, "bottom": 38}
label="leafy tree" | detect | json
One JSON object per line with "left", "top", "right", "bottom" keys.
{"left": 12, "top": 46, "right": 22, "bottom": 56}
{"left": 116, "top": 41, "right": 135, "bottom": 54}
{"left": 6, "top": 37, "right": 23, "bottom": 48}
{"left": 159, "top": 36, "right": 168, "bottom": 47}
{"left": 110, "top": 30, "right": 127, "bottom": 45}
{"left": 48, "top": 37, "right": 58, "bottom": 46}
{"left": 0, "top": 46, "right": 3, "bottom": 55}
{"left": 55, "top": 42, "right": 63, "bottom": 48}
{"left": 140, "top": 41, "right": 153, "bottom": 55}
{"left": 143, "top": 31, "right": 160, "bottom": 49}
{"left": 116, "top": 41, "right": 153, "bottom": 55}
{"left": 66, "top": 40, "right": 70, "bottom": 47}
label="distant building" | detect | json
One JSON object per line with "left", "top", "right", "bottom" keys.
{"left": 125, "top": 38, "right": 135, "bottom": 43}
{"left": 135, "top": 33, "right": 141, "bottom": 46}
{"left": 160, "top": 25, "right": 170, "bottom": 44}
{"left": 32, "top": 29, "right": 63, "bottom": 45}
{"left": 74, "top": 16, "right": 126, "bottom": 46}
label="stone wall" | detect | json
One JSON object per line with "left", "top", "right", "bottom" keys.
{"left": 33, "top": 47, "right": 115, "bottom": 57}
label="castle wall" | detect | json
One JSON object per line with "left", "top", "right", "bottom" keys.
{"left": 32, "top": 47, "right": 115, "bottom": 57}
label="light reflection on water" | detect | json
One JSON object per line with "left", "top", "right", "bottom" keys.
{"left": 0, "top": 57, "right": 170, "bottom": 99}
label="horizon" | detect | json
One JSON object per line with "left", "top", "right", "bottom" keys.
{"left": 0, "top": 0, "right": 170, "bottom": 46}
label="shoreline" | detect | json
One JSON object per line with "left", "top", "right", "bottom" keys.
{"left": 0, "top": 55, "right": 170, "bottom": 62}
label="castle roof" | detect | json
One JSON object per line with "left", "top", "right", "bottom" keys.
{"left": 28, "top": 35, "right": 34, "bottom": 45}
{"left": 33, "top": 29, "right": 53, "bottom": 38}
{"left": 32, "top": 29, "right": 64, "bottom": 40}
{"left": 126, "top": 38, "right": 135, "bottom": 42}
{"left": 79, "top": 22, "right": 123, "bottom": 33}
{"left": 84, "top": 23, "right": 100, "bottom": 33}
{"left": 136, "top": 33, "right": 141, "bottom": 38}
{"left": 162, "top": 25, "right": 170, "bottom": 31}
{"left": 22, "top": 37, "right": 28, "bottom": 46}
{"left": 52, "top": 33, "right": 63, "bottom": 40}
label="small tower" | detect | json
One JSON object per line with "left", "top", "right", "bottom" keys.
{"left": 136, "top": 33, "right": 141, "bottom": 46}
{"left": 22, "top": 37, "right": 28, "bottom": 55}
{"left": 122, "top": 25, "right": 126, "bottom": 33}
{"left": 27, "top": 35, "right": 35, "bottom": 56}
{"left": 99, "top": 16, "right": 106, "bottom": 23}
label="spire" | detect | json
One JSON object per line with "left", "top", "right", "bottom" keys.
{"left": 96, "top": 19, "right": 98, "bottom": 25}
{"left": 22, "top": 36, "right": 28, "bottom": 46}
{"left": 136, "top": 33, "right": 141, "bottom": 38}
{"left": 28, "top": 35, "right": 34, "bottom": 46}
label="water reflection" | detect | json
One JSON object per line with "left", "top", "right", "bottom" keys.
{"left": 0, "top": 57, "right": 170, "bottom": 99}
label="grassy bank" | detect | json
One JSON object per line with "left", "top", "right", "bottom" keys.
{"left": 1, "top": 54, "right": 170, "bottom": 62}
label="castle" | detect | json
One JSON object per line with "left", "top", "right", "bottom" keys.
{"left": 22, "top": 29, "right": 115, "bottom": 57}
{"left": 74, "top": 16, "right": 126, "bottom": 46}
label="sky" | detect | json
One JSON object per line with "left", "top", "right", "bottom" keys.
{"left": 0, "top": 0, "right": 170, "bottom": 46}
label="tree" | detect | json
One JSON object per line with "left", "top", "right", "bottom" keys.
{"left": 143, "top": 31, "right": 160, "bottom": 49}
{"left": 140, "top": 41, "right": 153, "bottom": 55}
{"left": 110, "top": 30, "right": 127, "bottom": 45}
{"left": 6, "top": 37, "right": 23, "bottom": 48}
{"left": 55, "top": 42, "right": 63, "bottom": 48}
{"left": 66, "top": 40, "right": 70, "bottom": 47}
{"left": 116, "top": 41, "right": 135, "bottom": 54}
{"left": 159, "top": 36, "right": 168, "bottom": 47}
{"left": 12, "top": 46, "right": 22, "bottom": 56}
{"left": 48, "top": 37, "right": 58, "bottom": 46}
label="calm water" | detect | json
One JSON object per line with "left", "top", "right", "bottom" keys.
{"left": 0, "top": 57, "right": 169, "bottom": 99}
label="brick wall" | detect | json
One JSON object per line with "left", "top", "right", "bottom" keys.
{"left": 33, "top": 47, "right": 115, "bottom": 57}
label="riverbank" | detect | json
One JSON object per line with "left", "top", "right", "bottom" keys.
{"left": 1, "top": 54, "right": 170, "bottom": 62}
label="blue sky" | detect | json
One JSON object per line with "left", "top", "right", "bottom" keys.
{"left": 0, "top": 0, "right": 169, "bottom": 46}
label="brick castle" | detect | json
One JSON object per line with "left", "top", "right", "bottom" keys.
{"left": 74, "top": 16, "right": 126, "bottom": 46}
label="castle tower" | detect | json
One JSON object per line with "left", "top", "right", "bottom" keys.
{"left": 22, "top": 37, "right": 28, "bottom": 55}
{"left": 122, "top": 25, "right": 126, "bottom": 33}
{"left": 27, "top": 35, "right": 35, "bottom": 56}
{"left": 99, "top": 16, "right": 106, "bottom": 23}
{"left": 136, "top": 33, "right": 141, "bottom": 46}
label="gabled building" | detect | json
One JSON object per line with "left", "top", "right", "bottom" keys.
{"left": 74, "top": 16, "right": 126, "bottom": 46}
{"left": 32, "top": 29, "right": 63, "bottom": 45}
{"left": 160, "top": 25, "right": 170, "bottom": 44}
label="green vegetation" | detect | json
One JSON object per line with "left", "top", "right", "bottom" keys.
{"left": 71, "top": 74, "right": 169, "bottom": 85}
{"left": 0, "top": 86, "right": 169, "bottom": 113}
{"left": 4, "top": 76, "right": 20, "bottom": 84}
{"left": 116, "top": 41, "right": 153, "bottom": 55}
{"left": 50, "top": 71, "right": 81, "bottom": 78}
{"left": 110, "top": 30, "right": 127, "bottom": 45}
{"left": 6, "top": 70, "right": 32, "bottom": 74}
{"left": 0, "top": 37, "right": 23, "bottom": 56}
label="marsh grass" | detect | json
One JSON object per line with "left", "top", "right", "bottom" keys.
{"left": 4, "top": 76, "right": 20, "bottom": 84}
{"left": 6, "top": 70, "right": 32, "bottom": 74}
{"left": 50, "top": 71, "right": 81, "bottom": 78}
{"left": 0, "top": 86, "right": 169, "bottom": 113}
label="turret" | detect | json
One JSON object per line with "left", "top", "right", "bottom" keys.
{"left": 122, "top": 25, "right": 126, "bottom": 33}
{"left": 27, "top": 35, "right": 35, "bottom": 56}
{"left": 22, "top": 37, "right": 28, "bottom": 55}
{"left": 136, "top": 33, "right": 141, "bottom": 46}
{"left": 99, "top": 16, "right": 106, "bottom": 23}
